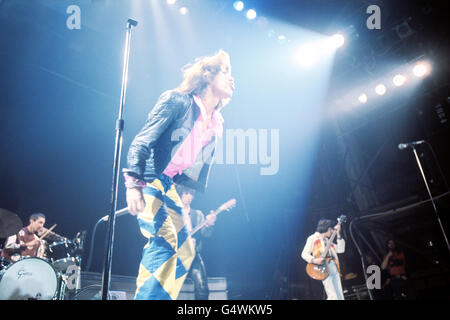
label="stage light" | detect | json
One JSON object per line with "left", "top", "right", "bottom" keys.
{"left": 320, "top": 34, "right": 345, "bottom": 52}
{"left": 413, "top": 62, "right": 430, "bottom": 77}
{"left": 330, "top": 34, "right": 345, "bottom": 48}
{"left": 294, "top": 45, "right": 318, "bottom": 68}
{"left": 375, "top": 84, "right": 387, "bottom": 95}
{"left": 256, "top": 16, "right": 269, "bottom": 28}
{"left": 358, "top": 93, "right": 368, "bottom": 104}
{"left": 166, "top": 0, "right": 177, "bottom": 5}
{"left": 179, "top": 7, "right": 188, "bottom": 15}
{"left": 233, "top": 1, "right": 244, "bottom": 11}
{"left": 278, "top": 35, "right": 287, "bottom": 44}
{"left": 393, "top": 74, "right": 407, "bottom": 87}
{"left": 246, "top": 9, "right": 257, "bottom": 20}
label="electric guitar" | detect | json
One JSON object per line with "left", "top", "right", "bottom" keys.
{"left": 190, "top": 199, "right": 236, "bottom": 236}
{"left": 306, "top": 214, "right": 347, "bottom": 281}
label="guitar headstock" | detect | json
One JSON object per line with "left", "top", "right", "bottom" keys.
{"left": 218, "top": 199, "right": 237, "bottom": 212}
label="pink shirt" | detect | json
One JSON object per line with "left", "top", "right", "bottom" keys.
{"left": 163, "top": 95, "right": 223, "bottom": 178}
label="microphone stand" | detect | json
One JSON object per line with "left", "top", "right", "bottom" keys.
{"left": 101, "top": 19, "right": 138, "bottom": 300}
{"left": 410, "top": 146, "right": 450, "bottom": 254}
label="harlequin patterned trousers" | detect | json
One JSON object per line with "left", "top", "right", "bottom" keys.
{"left": 134, "top": 175, "right": 195, "bottom": 300}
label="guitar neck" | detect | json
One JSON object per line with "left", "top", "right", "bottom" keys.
{"left": 320, "top": 228, "right": 339, "bottom": 259}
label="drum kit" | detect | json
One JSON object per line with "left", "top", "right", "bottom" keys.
{"left": 0, "top": 208, "right": 85, "bottom": 300}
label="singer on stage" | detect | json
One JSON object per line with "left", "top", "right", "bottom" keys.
{"left": 123, "top": 50, "right": 235, "bottom": 300}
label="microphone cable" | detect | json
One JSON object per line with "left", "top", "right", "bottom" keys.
{"left": 85, "top": 218, "right": 103, "bottom": 272}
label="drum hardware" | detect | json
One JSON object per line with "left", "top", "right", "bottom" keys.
{"left": 0, "top": 257, "right": 8, "bottom": 268}
{"left": 0, "top": 257, "right": 11, "bottom": 275}
{"left": 48, "top": 240, "right": 77, "bottom": 260}
{"left": 53, "top": 256, "right": 80, "bottom": 276}
{"left": 44, "top": 241, "right": 79, "bottom": 283}
{"left": 38, "top": 240, "right": 48, "bottom": 260}
{"left": 47, "top": 232, "right": 85, "bottom": 298}
{"left": 1, "top": 226, "right": 86, "bottom": 300}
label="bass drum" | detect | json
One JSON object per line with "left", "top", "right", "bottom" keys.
{"left": 0, "top": 257, "right": 65, "bottom": 300}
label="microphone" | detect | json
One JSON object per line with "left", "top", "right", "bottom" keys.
{"left": 398, "top": 140, "right": 425, "bottom": 150}
{"left": 101, "top": 207, "right": 129, "bottom": 222}
{"left": 127, "top": 19, "right": 138, "bottom": 27}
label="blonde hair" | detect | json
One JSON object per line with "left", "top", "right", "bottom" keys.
{"left": 176, "top": 49, "right": 231, "bottom": 108}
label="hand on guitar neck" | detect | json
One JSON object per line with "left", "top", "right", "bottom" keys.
{"left": 190, "top": 199, "right": 236, "bottom": 237}
{"left": 314, "top": 223, "right": 342, "bottom": 264}
{"left": 334, "top": 224, "right": 342, "bottom": 238}
{"left": 205, "top": 211, "right": 217, "bottom": 227}
{"left": 311, "top": 226, "right": 341, "bottom": 266}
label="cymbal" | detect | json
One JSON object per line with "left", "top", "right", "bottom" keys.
{"left": 0, "top": 208, "right": 23, "bottom": 238}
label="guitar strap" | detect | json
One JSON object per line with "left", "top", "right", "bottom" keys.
{"left": 312, "top": 238, "right": 325, "bottom": 258}
{"left": 324, "top": 239, "right": 334, "bottom": 258}
{"left": 313, "top": 237, "right": 334, "bottom": 259}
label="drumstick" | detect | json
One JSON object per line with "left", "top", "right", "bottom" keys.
{"left": 39, "top": 224, "right": 57, "bottom": 240}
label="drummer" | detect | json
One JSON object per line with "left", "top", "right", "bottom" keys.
{"left": 1, "top": 213, "right": 65, "bottom": 262}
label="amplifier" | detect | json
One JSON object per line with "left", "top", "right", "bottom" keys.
{"left": 343, "top": 284, "right": 370, "bottom": 300}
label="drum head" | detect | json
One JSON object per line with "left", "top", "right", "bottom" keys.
{"left": 48, "top": 240, "right": 77, "bottom": 263}
{"left": 0, "top": 257, "right": 59, "bottom": 300}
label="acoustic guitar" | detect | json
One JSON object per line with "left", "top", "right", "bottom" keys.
{"left": 306, "top": 215, "right": 347, "bottom": 281}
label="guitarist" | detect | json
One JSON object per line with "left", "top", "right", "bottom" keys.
{"left": 179, "top": 187, "right": 216, "bottom": 300}
{"left": 301, "top": 219, "right": 345, "bottom": 300}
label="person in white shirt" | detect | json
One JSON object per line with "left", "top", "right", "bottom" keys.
{"left": 301, "top": 219, "right": 345, "bottom": 300}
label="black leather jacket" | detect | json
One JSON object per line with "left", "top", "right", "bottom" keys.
{"left": 124, "top": 90, "right": 217, "bottom": 192}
